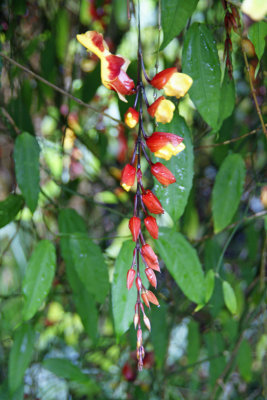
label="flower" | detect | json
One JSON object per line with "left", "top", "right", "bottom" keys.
{"left": 144, "top": 216, "right": 158, "bottom": 239}
{"left": 141, "top": 244, "right": 160, "bottom": 272}
{"left": 124, "top": 107, "right": 139, "bottom": 128}
{"left": 142, "top": 190, "right": 164, "bottom": 214}
{"left": 129, "top": 217, "right": 141, "bottom": 241}
{"left": 77, "top": 31, "right": 135, "bottom": 102}
{"left": 120, "top": 164, "right": 136, "bottom": 191}
{"left": 151, "top": 162, "right": 176, "bottom": 186}
{"left": 147, "top": 96, "right": 175, "bottom": 124}
{"left": 151, "top": 67, "right": 193, "bottom": 99}
{"left": 146, "top": 132, "right": 185, "bottom": 161}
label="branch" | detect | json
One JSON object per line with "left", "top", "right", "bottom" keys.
{"left": 194, "top": 125, "right": 266, "bottom": 150}
{"left": 0, "top": 52, "right": 123, "bottom": 125}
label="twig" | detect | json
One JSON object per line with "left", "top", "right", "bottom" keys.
{"left": 194, "top": 125, "right": 266, "bottom": 150}
{"left": 0, "top": 106, "right": 21, "bottom": 135}
{"left": 192, "top": 210, "right": 267, "bottom": 243}
{"left": 0, "top": 52, "right": 122, "bottom": 125}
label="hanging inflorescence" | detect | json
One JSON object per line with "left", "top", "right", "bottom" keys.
{"left": 77, "top": 16, "right": 192, "bottom": 370}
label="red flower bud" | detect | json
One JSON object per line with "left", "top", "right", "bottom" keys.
{"left": 146, "top": 132, "right": 185, "bottom": 161}
{"left": 141, "top": 289, "right": 150, "bottom": 308}
{"left": 135, "top": 276, "right": 142, "bottom": 291}
{"left": 146, "top": 290, "right": 159, "bottom": 306}
{"left": 144, "top": 216, "right": 158, "bottom": 239}
{"left": 137, "top": 328, "right": 142, "bottom": 348}
{"left": 129, "top": 216, "right": 141, "bottom": 242}
{"left": 145, "top": 267, "right": 157, "bottom": 288}
{"left": 141, "top": 244, "right": 160, "bottom": 272}
{"left": 124, "top": 107, "right": 139, "bottom": 128}
{"left": 142, "top": 190, "right": 164, "bottom": 214}
{"left": 151, "top": 162, "right": 176, "bottom": 186}
{"left": 120, "top": 164, "right": 136, "bottom": 191}
{"left": 143, "top": 314, "right": 151, "bottom": 331}
{"left": 127, "top": 268, "right": 136, "bottom": 290}
{"left": 133, "top": 313, "right": 139, "bottom": 329}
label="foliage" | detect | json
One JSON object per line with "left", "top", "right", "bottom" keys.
{"left": 0, "top": 0, "right": 266, "bottom": 399}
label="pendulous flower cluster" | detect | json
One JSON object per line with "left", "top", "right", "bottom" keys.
{"left": 77, "top": 30, "right": 193, "bottom": 371}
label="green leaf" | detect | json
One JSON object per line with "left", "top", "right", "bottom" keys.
{"left": 58, "top": 209, "right": 98, "bottom": 341}
{"left": 14, "top": 132, "right": 40, "bottom": 213}
{"left": 69, "top": 234, "right": 109, "bottom": 304}
{"left": 160, "top": 0, "right": 199, "bottom": 50}
{"left": 8, "top": 323, "right": 34, "bottom": 393}
{"left": 22, "top": 240, "right": 56, "bottom": 320}
{"left": 204, "top": 331, "right": 226, "bottom": 386}
{"left": 212, "top": 154, "right": 245, "bottom": 233}
{"left": 151, "top": 302, "right": 168, "bottom": 367}
{"left": 156, "top": 229, "right": 205, "bottom": 304}
{"left": 187, "top": 320, "right": 200, "bottom": 364}
{"left": 217, "top": 72, "right": 235, "bottom": 128}
{"left": 222, "top": 281, "right": 237, "bottom": 314}
{"left": 43, "top": 358, "right": 88, "bottom": 383}
{"left": 0, "top": 194, "right": 24, "bottom": 228}
{"left": 112, "top": 241, "right": 137, "bottom": 337}
{"left": 205, "top": 269, "right": 215, "bottom": 303}
{"left": 155, "top": 115, "right": 194, "bottom": 222}
{"left": 55, "top": 10, "right": 70, "bottom": 63}
{"left": 237, "top": 339, "right": 253, "bottom": 382}
{"left": 182, "top": 23, "right": 221, "bottom": 129}
{"left": 248, "top": 21, "right": 267, "bottom": 63}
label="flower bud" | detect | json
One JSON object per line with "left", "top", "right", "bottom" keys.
{"left": 137, "top": 328, "right": 142, "bottom": 348}
{"left": 141, "top": 289, "right": 150, "bottom": 308}
{"left": 146, "top": 290, "right": 159, "bottom": 307}
{"left": 146, "top": 132, "right": 185, "bottom": 161}
{"left": 144, "top": 216, "right": 158, "bottom": 239}
{"left": 135, "top": 276, "right": 142, "bottom": 291}
{"left": 120, "top": 164, "right": 136, "bottom": 191}
{"left": 124, "top": 107, "right": 139, "bottom": 128}
{"left": 129, "top": 216, "right": 141, "bottom": 242}
{"left": 151, "top": 67, "right": 193, "bottom": 98}
{"left": 141, "top": 244, "right": 160, "bottom": 272}
{"left": 142, "top": 190, "right": 164, "bottom": 214}
{"left": 148, "top": 96, "right": 175, "bottom": 124}
{"left": 134, "top": 313, "right": 139, "bottom": 329}
{"left": 151, "top": 162, "right": 176, "bottom": 186}
{"left": 145, "top": 268, "right": 157, "bottom": 288}
{"left": 143, "top": 314, "right": 151, "bottom": 331}
{"left": 127, "top": 268, "right": 136, "bottom": 290}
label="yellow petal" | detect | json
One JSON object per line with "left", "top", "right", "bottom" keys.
{"left": 154, "top": 142, "right": 186, "bottom": 160}
{"left": 76, "top": 31, "right": 110, "bottom": 59}
{"left": 164, "top": 73, "right": 193, "bottom": 98}
{"left": 154, "top": 99, "right": 175, "bottom": 124}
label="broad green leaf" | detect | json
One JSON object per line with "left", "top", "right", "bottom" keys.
{"left": 160, "top": 0, "right": 199, "bottom": 50}
{"left": 43, "top": 358, "right": 88, "bottom": 383}
{"left": 237, "top": 339, "right": 253, "bottom": 382}
{"left": 112, "top": 241, "right": 136, "bottom": 337}
{"left": 182, "top": 23, "right": 221, "bottom": 129}
{"left": 205, "top": 269, "right": 215, "bottom": 303}
{"left": 8, "top": 323, "right": 34, "bottom": 392}
{"left": 55, "top": 10, "right": 69, "bottom": 62}
{"left": 222, "top": 281, "right": 237, "bottom": 314}
{"left": 23, "top": 240, "right": 56, "bottom": 320}
{"left": 155, "top": 115, "right": 194, "bottom": 222}
{"left": 156, "top": 229, "right": 205, "bottom": 304}
{"left": 14, "top": 132, "right": 40, "bottom": 213}
{"left": 58, "top": 209, "right": 99, "bottom": 340}
{"left": 248, "top": 21, "right": 267, "bottom": 63}
{"left": 187, "top": 320, "right": 200, "bottom": 364}
{"left": 218, "top": 72, "right": 235, "bottom": 128}
{"left": 151, "top": 302, "right": 168, "bottom": 367}
{"left": 0, "top": 194, "right": 24, "bottom": 228}
{"left": 212, "top": 154, "right": 245, "bottom": 233}
{"left": 69, "top": 234, "right": 109, "bottom": 304}
{"left": 204, "top": 331, "right": 226, "bottom": 386}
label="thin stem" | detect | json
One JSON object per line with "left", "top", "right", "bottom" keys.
{"left": 0, "top": 52, "right": 123, "bottom": 125}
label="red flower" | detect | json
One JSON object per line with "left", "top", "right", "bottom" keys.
{"left": 129, "top": 217, "right": 141, "bottom": 241}
{"left": 151, "top": 67, "right": 193, "bottom": 99}
{"left": 147, "top": 96, "right": 175, "bottom": 124}
{"left": 144, "top": 216, "right": 158, "bottom": 239}
{"left": 120, "top": 164, "right": 136, "bottom": 191}
{"left": 146, "top": 132, "right": 185, "bottom": 161}
{"left": 141, "top": 244, "right": 160, "bottom": 272}
{"left": 77, "top": 31, "right": 135, "bottom": 102}
{"left": 127, "top": 268, "right": 136, "bottom": 290}
{"left": 151, "top": 162, "right": 176, "bottom": 186}
{"left": 142, "top": 190, "right": 164, "bottom": 214}
{"left": 124, "top": 107, "right": 139, "bottom": 128}
{"left": 145, "top": 268, "right": 157, "bottom": 288}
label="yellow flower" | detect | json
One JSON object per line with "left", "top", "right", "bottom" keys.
{"left": 148, "top": 96, "right": 175, "bottom": 124}
{"left": 151, "top": 67, "right": 193, "bottom": 99}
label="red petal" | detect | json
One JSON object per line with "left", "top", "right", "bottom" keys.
{"left": 144, "top": 216, "right": 158, "bottom": 239}
{"left": 150, "top": 67, "right": 177, "bottom": 90}
{"left": 146, "top": 132, "right": 184, "bottom": 153}
{"left": 151, "top": 162, "right": 176, "bottom": 186}
{"left": 147, "top": 96, "right": 165, "bottom": 117}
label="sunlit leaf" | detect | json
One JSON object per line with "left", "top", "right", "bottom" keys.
{"left": 248, "top": 21, "right": 267, "bottom": 63}
{"left": 222, "top": 281, "right": 237, "bottom": 314}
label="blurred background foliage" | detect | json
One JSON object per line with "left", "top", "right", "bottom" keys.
{"left": 0, "top": 0, "right": 266, "bottom": 399}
